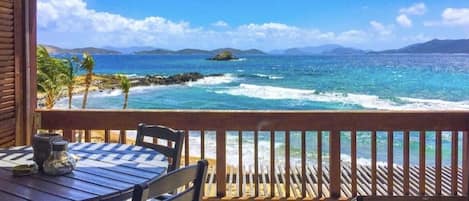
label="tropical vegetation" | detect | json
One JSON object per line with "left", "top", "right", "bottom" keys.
{"left": 78, "top": 53, "right": 95, "bottom": 108}
{"left": 37, "top": 45, "right": 95, "bottom": 109}
{"left": 118, "top": 75, "right": 131, "bottom": 109}
{"left": 37, "top": 46, "right": 69, "bottom": 109}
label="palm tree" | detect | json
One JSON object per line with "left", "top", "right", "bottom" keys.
{"left": 118, "top": 75, "right": 131, "bottom": 109}
{"left": 37, "top": 46, "right": 67, "bottom": 109}
{"left": 79, "top": 52, "right": 95, "bottom": 108}
{"left": 62, "top": 58, "right": 78, "bottom": 109}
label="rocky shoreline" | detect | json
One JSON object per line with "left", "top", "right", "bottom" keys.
{"left": 96, "top": 72, "right": 216, "bottom": 90}
{"left": 38, "top": 72, "right": 223, "bottom": 107}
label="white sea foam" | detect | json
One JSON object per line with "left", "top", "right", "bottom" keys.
{"left": 232, "top": 58, "right": 247, "bottom": 61}
{"left": 216, "top": 84, "right": 469, "bottom": 110}
{"left": 253, "top": 73, "right": 284, "bottom": 80}
{"left": 186, "top": 74, "right": 238, "bottom": 86}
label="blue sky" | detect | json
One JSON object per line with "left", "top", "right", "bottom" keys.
{"left": 38, "top": 0, "right": 469, "bottom": 51}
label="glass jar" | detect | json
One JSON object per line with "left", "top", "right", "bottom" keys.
{"left": 43, "top": 140, "right": 77, "bottom": 176}
{"left": 33, "top": 133, "right": 63, "bottom": 171}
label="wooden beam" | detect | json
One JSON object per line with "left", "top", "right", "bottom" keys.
{"left": 37, "top": 110, "right": 469, "bottom": 131}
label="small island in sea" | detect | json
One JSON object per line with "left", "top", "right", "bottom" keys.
{"left": 207, "top": 51, "right": 238, "bottom": 61}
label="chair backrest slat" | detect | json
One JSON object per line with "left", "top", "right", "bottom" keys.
{"left": 139, "top": 142, "right": 176, "bottom": 158}
{"left": 138, "top": 125, "right": 181, "bottom": 141}
{"left": 132, "top": 160, "right": 209, "bottom": 201}
{"left": 136, "top": 123, "right": 184, "bottom": 171}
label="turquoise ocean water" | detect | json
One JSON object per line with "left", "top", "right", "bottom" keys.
{"left": 56, "top": 54, "right": 469, "bottom": 166}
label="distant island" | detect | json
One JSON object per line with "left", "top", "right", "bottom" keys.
{"left": 377, "top": 39, "right": 469, "bottom": 54}
{"left": 270, "top": 44, "right": 368, "bottom": 55}
{"left": 40, "top": 38, "right": 469, "bottom": 56}
{"left": 42, "top": 45, "right": 121, "bottom": 55}
{"left": 207, "top": 51, "right": 238, "bottom": 61}
{"left": 136, "top": 48, "right": 266, "bottom": 55}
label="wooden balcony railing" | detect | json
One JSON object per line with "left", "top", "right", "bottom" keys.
{"left": 35, "top": 109, "right": 469, "bottom": 200}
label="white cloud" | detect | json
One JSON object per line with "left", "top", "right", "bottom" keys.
{"left": 212, "top": 20, "right": 229, "bottom": 27}
{"left": 37, "top": 0, "right": 401, "bottom": 50}
{"left": 370, "top": 21, "right": 392, "bottom": 36}
{"left": 423, "top": 8, "right": 469, "bottom": 27}
{"left": 396, "top": 14, "right": 412, "bottom": 27}
{"left": 399, "top": 3, "right": 427, "bottom": 15}
{"left": 441, "top": 8, "right": 469, "bottom": 26}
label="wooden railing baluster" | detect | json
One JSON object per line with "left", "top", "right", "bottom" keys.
{"left": 403, "top": 130, "right": 410, "bottom": 195}
{"left": 184, "top": 129, "right": 189, "bottom": 166}
{"left": 387, "top": 130, "right": 394, "bottom": 195}
{"left": 451, "top": 130, "right": 458, "bottom": 195}
{"left": 351, "top": 130, "right": 357, "bottom": 197}
{"left": 104, "top": 129, "right": 110, "bottom": 143}
{"left": 419, "top": 130, "right": 426, "bottom": 195}
{"left": 216, "top": 130, "right": 226, "bottom": 198}
{"left": 85, "top": 129, "right": 91, "bottom": 142}
{"left": 201, "top": 130, "right": 205, "bottom": 159}
{"left": 329, "top": 130, "right": 341, "bottom": 198}
{"left": 435, "top": 130, "right": 442, "bottom": 195}
{"left": 238, "top": 131, "right": 243, "bottom": 197}
{"left": 119, "top": 129, "right": 126, "bottom": 144}
{"left": 371, "top": 130, "right": 377, "bottom": 195}
{"left": 301, "top": 130, "right": 306, "bottom": 198}
{"left": 63, "top": 129, "right": 73, "bottom": 142}
{"left": 254, "top": 130, "right": 259, "bottom": 197}
{"left": 270, "top": 130, "right": 275, "bottom": 198}
{"left": 285, "top": 131, "right": 291, "bottom": 198}
{"left": 463, "top": 131, "right": 469, "bottom": 196}
{"left": 317, "top": 130, "right": 323, "bottom": 199}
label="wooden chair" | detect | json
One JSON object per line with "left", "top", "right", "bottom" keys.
{"left": 136, "top": 123, "right": 184, "bottom": 172}
{"left": 132, "top": 160, "right": 209, "bottom": 201}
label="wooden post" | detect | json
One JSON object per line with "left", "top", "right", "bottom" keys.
{"left": 270, "top": 131, "right": 275, "bottom": 198}
{"left": 63, "top": 129, "right": 74, "bottom": 142}
{"left": 387, "top": 130, "right": 394, "bottom": 195}
{"left": 119, "top": 129, "right": 126, "bottom": 144}
{"left": 104, "top": 129, "right": 110, "bottom": 143}
{"left": 351, "top": 130, "right": 357, "bottom": 197}
{"left": 463, "top": 131, "right": 469, "bottom": 196}
{"left": 184, "top": 129, "right": 189, "bottom": 166}
{"left": 419, "top": 130, "right": 426, "bottom": 195}
{"left": 451, "top": 131, "right": 458, "bottom": 195}
{"left": 329, "top": 130, "right": 341, "bottom": 198}
{"left": 403, "top": 131, "right": 410, "bottom": 195}
{"left": 285, "top": 131, "right": 291, "bottom": 198}
{"left": 25, "top": 0, "right": 37, "bottom": 145}
{"left": 254, "top": 131, "right": 259, "bottom": 197}
{"left": 85, "top": 130, "right": 91, "bottom": 142}
{"left": 435, "top": 130, "right": 442, "bottom": 195}
{"left": 216, "top": 130, "right": 226, "bottom": 198}
{"left": 371, "top": 130, "right": 377, "bottom": 195}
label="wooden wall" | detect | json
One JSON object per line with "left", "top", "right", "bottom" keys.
{"left": 0, "top": 0, "right": 36, "bottom": 147}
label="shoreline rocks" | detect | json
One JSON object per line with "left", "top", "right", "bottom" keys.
{"left": 38, "top": 72, "right": 222, "bottom": 108}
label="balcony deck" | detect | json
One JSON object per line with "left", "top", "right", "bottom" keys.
{"left": 201, "top": 163, "right": 464, "bottom": 198}
{"left": 35, "top": 109, "right": 469, "bottom": 200}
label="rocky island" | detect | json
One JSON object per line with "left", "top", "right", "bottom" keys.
{"left": 207, "top": 51, "right": 239, "bottom": 61}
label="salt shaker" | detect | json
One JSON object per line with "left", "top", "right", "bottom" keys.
{"left": 43, "top": 140, "right": 77, "bottom": 176}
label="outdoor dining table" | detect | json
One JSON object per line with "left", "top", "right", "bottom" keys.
{"left": 0, "top": 143, "right": 168, "bottom": 201}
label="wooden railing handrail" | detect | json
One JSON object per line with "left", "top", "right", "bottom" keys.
{"left": 36, "top": 109, "right": 469, "bottom": 130}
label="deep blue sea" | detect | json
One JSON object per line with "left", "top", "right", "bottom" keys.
{"left": 56, "top": 54, "right": 469, "bottom": 166}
